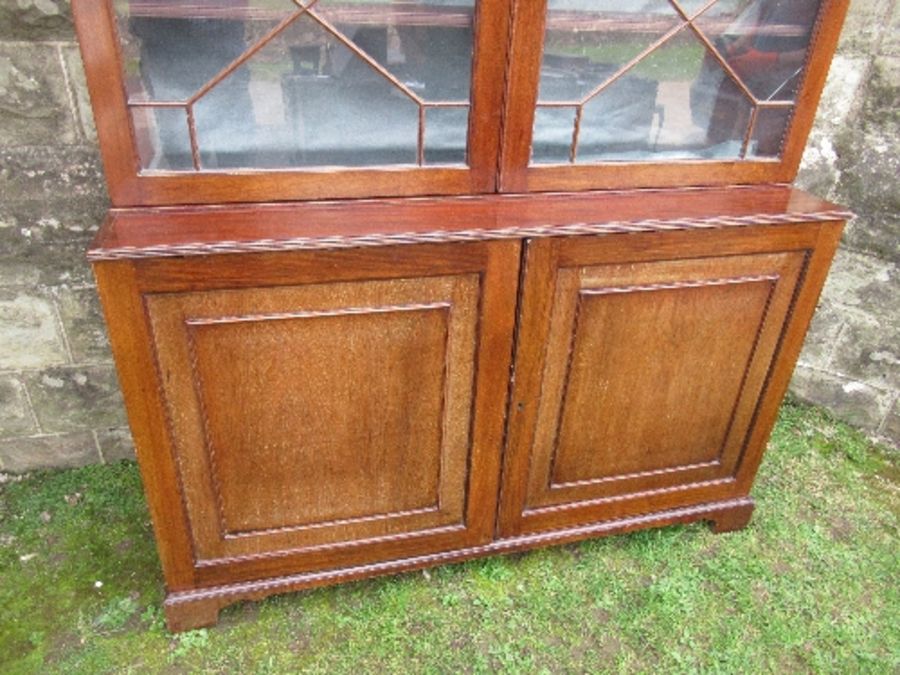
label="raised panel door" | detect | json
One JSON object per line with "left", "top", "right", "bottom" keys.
{"left": 499, "top": 225, "right": 826, "bottom": 536}
{"left": 95, "top": 241, "right": 519, "bottom": 586}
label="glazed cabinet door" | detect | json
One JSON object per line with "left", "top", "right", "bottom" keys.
{"left": 499, "top": 224, "right": 840, "bottom": 536}
{"left": 73, "top": 0, "right": 512, "bottom": 205}
{"left": 95, "top": 241, "right": 518, "bottom": 587}
{"left": 500, "top": 0, "right": 849, "bottom": 191}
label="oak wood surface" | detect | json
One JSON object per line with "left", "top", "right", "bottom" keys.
{"left": 95, "top": 241, "right": 519, "bottom": 587}
{"left": 76, "top": 0, "right": 850, "bottom": 635}
{"left": 498, "top": 222, "right": 840, "bottom": 536}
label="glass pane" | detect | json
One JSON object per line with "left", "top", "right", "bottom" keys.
{"left": 678, "top": 0, "right": 713, "bottom": 17}
{"left": 575, "top": 30, "right": 752, "bottom": 162}
{"left": 193, "top": 14, "right": 419, "bottom": 168}
{"left": 748, "top": 106, "right": 792, "bottom": 157}
{"left": 540, "top": 0, "right": 680, "bottom": 102}
{"left": 131, "top": 106, "right": 194, "bottom": 170}
{"left": 424, "top": 107, "right": 468, "bottom": 164}
{"left": 694, "top": 0, "right": 823, "bottom": 101}
{"left": 114, "top": 0, "right": 475, "bottom": 170}
{"left": 532, "top": 106, "right": 577, "bottom": 163}
{"left": 318, "top": 0, "right": 475, "bottom": 102}
{"left": 114, "top": 1, "right": 293, "bottom": 103}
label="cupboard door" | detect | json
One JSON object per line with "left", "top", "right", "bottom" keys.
{"left": 73, "top": 0, "right": 512, "bottom": 206}
{"left": 499, "top": 225, "right": 833, "bottom": 536}
{"left": 96, "top": 242, "right": 518, "bottom": 586}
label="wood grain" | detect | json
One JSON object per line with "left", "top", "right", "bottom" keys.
{"left": 499, "top": 223, "right": 834, "bottom": 536}
{"left": 96, "top": 241, "right": 520, "bottom": 586}
{"left": 89, "top": 186, "right": 849, "bottom": 259}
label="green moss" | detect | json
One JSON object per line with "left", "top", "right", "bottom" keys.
{"left": 1, "top": 400, "right": 897, "bottom": 673}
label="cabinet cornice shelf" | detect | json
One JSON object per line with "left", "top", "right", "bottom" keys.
{"left": 91, "top": 185, "right": 849, "bottom": 260}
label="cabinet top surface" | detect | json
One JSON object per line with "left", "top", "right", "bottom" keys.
{"left": 89, "top": 185, "right": 850, "bottom": 260}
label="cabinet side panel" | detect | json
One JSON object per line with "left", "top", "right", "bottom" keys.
{"left": 733, "top": 220, "right": 845, "bottom": 491}
{"left": 92, "top": 260, "right": 196, "bottom": 589}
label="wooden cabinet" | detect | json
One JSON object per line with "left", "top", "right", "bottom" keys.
{"left": 74, "top": 0, "right": 851, "bottom": 631}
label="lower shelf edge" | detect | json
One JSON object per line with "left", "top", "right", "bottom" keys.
{"left": 163, "top": 496, "right": 754, "bottom": 631}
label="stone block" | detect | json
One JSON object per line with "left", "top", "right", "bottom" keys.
{"left": 62, "top": 45, "right": 97, "bottom": 144}
{"left": 879, "top": 2, "right": 899, "bottom": 57}
{"left": 830, "top": 311, "right": 900, "bottom": 391}
{"left": 96, "top": 427, "right": 136, "bottom": 463}
{"left": 836, "top": 0, "right": 895, "bottom": 56}
{"left": 0, "top": 146, "right": 106, "bottom": 203}
{"left": 0, "top": 375, "right": 36, "bottom": 438}
{"left": 0, "top": 289, "right": 68, "bottom": 369}
{"left": 819, "top": 249, "right": 897, "bottom": 313}
{"left": 0, "top": 0, "right": 73, "bottom": 42}
{"left": 0, "top": 432, "right": 98, "bottom": 473}
{"left": 0, "top": 200, "right": 102, "bottom": 253}
{"left": 0, "top": 199, "right": 103, "bottom": 288}
{"left": 55, "top": 286, "right": 110, "bottom": 363}
{"left": 841, "top": 216, "right": 900, "bottom": 265}
{"left": 797, "top": 55, "right": 867, "bottom": 198}
{"left": 0, "top": 42, "right": 78, "bottom": 146}
{"left": 0, "top": 256, "right": 41, "bottom": 287}
{"left": 881, "top": 399, "right": 899, "bottom": 447}
{"left": 797, "top": 300, "right": 845, "bottom": 370}
{"left": 834, "top": 56, "right": 900, "bottom": 262}
{"left": 789, "top": 365, "right": 892, "bottom": 433}
{"left": 24, "top": 365, "right": 125, "bottom": 433}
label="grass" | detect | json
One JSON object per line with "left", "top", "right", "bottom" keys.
{"left": 0, "top": 399, "right": 897, "bottom": 673}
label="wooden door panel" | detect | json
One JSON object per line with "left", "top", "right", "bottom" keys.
{"left": 147, "top": 274, "right": 477, "bottom": 561}
{"left": 501, "top": 229, "right": 810, "bottom": 535}
{"left": 125, "top": 240, "right": 521, "bottom": 578}
{"left": 188, "top": 305, "right": 449, "bottom": 534}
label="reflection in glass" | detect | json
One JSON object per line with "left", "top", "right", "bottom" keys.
{"left": 531, "top": 0, "right": 823, "bottom": 164}
{"left": 131, "top": 106, "right": 194, "bottom": 170}
{"left": 532, "top": 106, "right": 577, "bottom": 163}
{"left": 540, "top": 0, "right": 679, "bottom": 102}
{"left": 587, "top": 30, "right": 752, "bottom": 160}
{"left": 696, "top": 0, "right": 822, "bottom": 102}
{"left": 748, "top": 107, "right": 792, "bottom": 157}
{"left": 114, "top": 0, "right": 475, "bottom": 170}
{"left": 194, "top": 15, "right": 421, "bottom": 168}
{"left": 424, "top": 107, "right": 469, "bottom": 164}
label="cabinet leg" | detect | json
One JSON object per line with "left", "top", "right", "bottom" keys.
{"left": 164, "top": 594, "right": 222, "bottom": 632}
{"left": 709, "top": 498, "right": 755, "bottom": 534}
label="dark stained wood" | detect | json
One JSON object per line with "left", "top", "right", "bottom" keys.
{"left": 92, "top": 259, "right": 198, "bottom": 591}
{"left": 89, "top": 185, "right": 849, "bottom": 257}
{"left": 498, "top": 222, "right": 842, "bottom": 536}
{"left": 147, "top": 277, "right": 476, "bottom": 561}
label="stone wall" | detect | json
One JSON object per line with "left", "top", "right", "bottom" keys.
{"left": 0, "top": 1, "right": 896, "bottom": 472}
{"left": 793, "top": 0, "right": 899, "bottom": 443}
